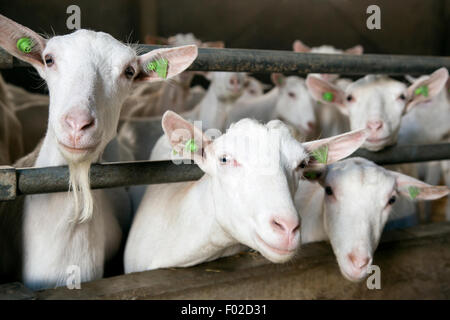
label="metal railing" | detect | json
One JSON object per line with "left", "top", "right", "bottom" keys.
{"left": 1, "top": 45, "right": 450, "bottom": 75}
{"left": 1, "top": 143, "right": 449, "bottom": 201}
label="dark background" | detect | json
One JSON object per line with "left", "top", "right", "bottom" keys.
{"left": 1, "top": 0, "right": 449, "bottom": 92}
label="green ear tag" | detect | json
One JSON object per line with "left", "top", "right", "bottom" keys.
{"left": 408, "top": 186, "right": 420, "bottom": 200}
{"left": 304, "top": 171, "right": 318, "bottom": 179}
{"left": 414, "top": 85, "right": 429, "bottom": 97}
{"left": 322, "top": 92, "right": 334, "bottom": 102}
{"left": 185, "top": 139, "right": 198, "bottom": 153}
{"left": 146, "top": 58, "right": 168, "bottom": 79}
{"left": 172, "top": 149, "right": 178, "bottom": 155}
{"left": 16, "top": 37, "right": 33, "bottom": 53}
{"left": 311, "top": 145, "right": 328, "bottom": 164}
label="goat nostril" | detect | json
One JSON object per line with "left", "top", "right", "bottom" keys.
{"left": 307, "top": 122, "right": 316, "bottom": 129}
{"left": 80, "top": 118, "right": 95, "bottom": 131}
{"left": 272, "top": 219, "right": 286, "bottom": 232}
{"left": 367, "top": 121, "right": 383, "bottom": 131}
{"left": 292, "top": 224, "right": 300, "bottom": 233}
{"left": 348, "top": 253, "right": 370, "bottom": 269}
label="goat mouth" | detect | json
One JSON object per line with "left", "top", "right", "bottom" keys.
{"left": 366, "top": 137, "right": 389, "bottom": 144}
{"left": 58, "top": 141, "right": 99, "bottom": 154}
{"left": 255, "top": 233, "right": 295, "bottom": 256}
{"left": 341, "top": 268, "right": 367, "bottom": 283}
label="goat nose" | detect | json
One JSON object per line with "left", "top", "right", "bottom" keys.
{"left": 348, "top": 253, "right": 370, "bottom": 270}
{"left": 366, "top": 120, "right": 383, "bottom": 131}
{"left": 65, "top": 110, "right": 95, "bottom": 132}
{"left": 271, "top": 217, "right": 300, "bottom": 236}
{"left": 307, "top": 121, "right": 316, "bottom": 130}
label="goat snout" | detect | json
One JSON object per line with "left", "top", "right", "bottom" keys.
{"left": 229, "top": 76, "right": 241, "bottom": 92}
{"left": 348, "top": 252, "right": 371, "bottom": 270}
{"left": 271, "top": 217, "right": 300, "bottom": 248}
{"left": 64, "top": 109, "right": 95, "bottom": 133}
{"left": 63, "top": 109, "right": 96, "bottom": 142}
{"left": 366, "top": 120, "right": 383, "bottom": 132}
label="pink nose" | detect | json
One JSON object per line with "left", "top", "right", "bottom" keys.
{"left": 348, "top": 253, "right": 370, "bottom": 270}
{"left": 229, "top": 77, "right": 241, "bottom": 91}
{"left": 307, "top": 121, "right": 316, "bottom": 130}
{"left": 64, "top": 109, "right": 95, "bottom": 133}
{"left": 366, "top": 120, "right": 383, "bottom": 131}
{"left": 271, "top": 217, "right": 300, "bottom": 238}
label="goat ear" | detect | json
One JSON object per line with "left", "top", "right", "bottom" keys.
{"left": 161, "top": 110, "right": 211, "bottom": 168}
{"left": 293, "top": 40, "right": 311, "bottom": 53}
{"left": 345, "top": 45, "right": 363, "bottom": 55}
{"left": 306, "top": 74, "right": 347, "bottom": 112}
{"left": 304, "top": 128, "right": 368, "bottom": 167}
{"left": 391, "top": 171, "right": 450, "bottom": 201}
{"left": 271, "top": 73, "right": 286, "bottom": 87}
{"left": 0, "top": 14, "right": 46, "bottom": 69}
{"left": 404, "top": 67, "right": 448, "bottom": 113}
{"left": 136, "top": 45, "right": 198, "bottom": 82}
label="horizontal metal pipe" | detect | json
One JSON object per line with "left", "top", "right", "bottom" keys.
{"left": 2, "top": 46, "right": 450, "bottom": 75}
{"left": 3, "top": 143, "right": 449, "bottom": 199}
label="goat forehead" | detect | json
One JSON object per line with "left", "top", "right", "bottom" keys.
{"left": 327, "top": 159, "right": 394, "bottom": 193}
{"left": 47, "top": 30, "right": 135, "bottom": 67}
{"left": 217, "top": 119, "right": 307, "bottom": 165}
{"left": 311, "top": 45, "right": 342, "bottom": 54}
{"left": 285, "top": 77, "right": 307, "bottom": 91}
{"left": 349, "top": 76, "right": 406, "bottom": 97}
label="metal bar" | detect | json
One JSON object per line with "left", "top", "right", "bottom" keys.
{"left": 2, "top": 46, "right": 450, "bottom": 75}
{"left": 17, "top": 160, "right": 204, "bottom": 197}
{"left": 352, "top": 143, "right": 450, "bottom": 165}
{"left": 0, "top": 143, "right": 448, "bottom": 201}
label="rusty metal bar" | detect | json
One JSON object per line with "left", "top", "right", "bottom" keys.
{"left": 2, "top": 46, "right": 450, "bottom": 75}
{"left": 0, "top": 143, "right": 449, "bottom": 201}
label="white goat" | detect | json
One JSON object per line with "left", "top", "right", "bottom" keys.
{"left": 296, "top": 157, "right": 450, "bottom": 282}
{"left": 306, "top": 71, "right": 446, "bottom": 152}
{"left": 0, "top": 15, "right": 197, "bottom": 290}
{"left": 186, "top": 71, "right": 247, "bottom": 131}
{"left": 306, "top": 70, "right": 448, "bottom": 226}
{"left": 237, "top": 76, "right": 271, "bottom": 102}
{"left": 124, "top": 111, "right": 368, "bottom": 273}
{"left": 227, "top": 73, "right": 318, "bottom": 139}
{"left": 398, "top": 68, "right": 450, "bottom": 220}
{"left": 293, "top": 39, "right": 363, "bottom": 83}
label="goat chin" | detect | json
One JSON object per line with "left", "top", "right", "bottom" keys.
{"left": 68, "top": 160, "right": 94, "bottom": 224}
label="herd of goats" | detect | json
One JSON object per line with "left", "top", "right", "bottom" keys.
{"left": 0, "top": 14, "right": 449, "bottom": 292}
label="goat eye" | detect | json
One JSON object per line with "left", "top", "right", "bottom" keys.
{"left": 325, "top": 186, "right": 333, "bottom": 196}
{"left": 388, "top": 195, "right": 396, "bottom": 205}
{"left": 346, "top": 94, "right": 354, "bottom": 102}
{"left": 124, "top": 66, "right": 136, "bottom": 79}
{"left": 288, "top": 92, "right": 296, "bottom": 98}
{"left": 399, "top": 93, "right": 406, "bottom": 100}
{"left": 298, "top": 160, "right": 307, "bottom": 169}
{"left": 219, "top": 155, "right": 229, "bottom": 165}
{"left": 44, "top": 54, "right": 54, "bottom": 67}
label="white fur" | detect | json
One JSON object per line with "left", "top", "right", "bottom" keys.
{"left": 124, "top": 111, "right": 368, "bottom": 273}
{"left": 296, "top": 157, "right": 449, "bottom": 282}
{"left": 0, "top": 15, "right": 197, "bottom": 290}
